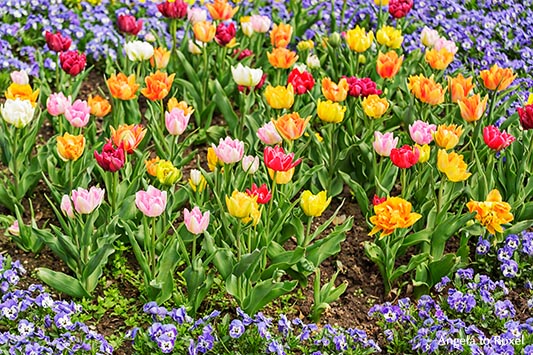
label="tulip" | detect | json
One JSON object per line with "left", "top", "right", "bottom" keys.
{"left": 215, "top": 22, "right": 236, "bottom": 47}
{"left": 376, "top": 26, "right": 403, "bottom": 49}
{"left": 64, "top": 99, "right": 90, "bottom": 128}
{"left": 409, "top": 120, "right": 436, "bottom": 145}
{"left": 117, "top": 14, "right": 143, "bottom": 36}
{"left": 150, "top": 47, "right": 171, "bottom": 69}
{"left": 88, "top": 95, "right": 112, "bottom": 117}
{"left": 167, "top": 98, "right": 195, "bottom": 116}
{"left": 226, "top": 190, "right": 256, "bottom": 219}
{"left": 57, "top": 133, "right": 85, "bottom": 161}
{"left": 457, "top": 94, "right": 488, "bottom": 123}
{"left": 437, "top": 150, "right": 471, "bottom": 182}
{"left": 328, "top": 32, "right": 342, "bottom": 48}
{"left": 372, "top": 195, "right": 387, "bottom": 206}
{"left": 1, "top": 99, "right": 35, "bottom": 128}
{"left": 479, "top": 64, "right": 516, "bottom": 92}
{"left": 306, "top": 54, "right": 321, "bottom": 69}
{"left": 373, "top": 131, "right": 398, "bottom": 157}
{"left": 483, "top": 125, "right": 515, "bottom": 151}
{"left": 390, "top": 145, "right": 420, "bottom": 168}
{"left": 184, "top": 207, "right": 210, "bottom": 234}
{"left": 389, "top": 0, "right": 414, "bottom": 18}
{"left": 296, "top": 40, "right": 314, "bottom": 51}
{"left": 369, "top": 197, "right": 422, "bottom": 237}
{"left": 250, "top": 15, "right": 271, "bottom": 33}
{"left": 257, "top": 122, "right": 283, "bottom": 145}
{"left": 272, "top": 112, "right": 310, "bottom": 141}
{"left": 157, "top": 0, "right": 188, "bottom": 18}
{"left": 234, "top": 48, "right": 254, "bottom": 61}
{"left": 7, "top": 220, "right": 20, "bottom": 236}
{"left": 156, "top": 160, "right": 182, "bottom": 185}
{"left": 111, "top": 124, "right": 147, "bottom": 154}
{"left": 107, "top": 73, "right": 139, "bottom": 100}
{"left": 287, "top": 68, "right": 315, "bottom": 95}
{"left": 141, "top": 71, "right": 175, "bottom": 101}
{"left": 420, "top": 27, "right": 440, "bottom": 47}
{"left": 206, "top": 0, "right": 238, "bottom": 20}
{"left": 136, "top": 186, "right": 167, "bottom": 217}
{"left": 145, "top": 157, "right": 160, "bottom": 177}
{"left": 345, "top": 26, "right": 374, "bottom": 53}
{"left": 246, "top": 183, "right": 272, "bottom": 204}
{"left": 188, "top": 7, "right": 207, "bottom": 24}
{"left": 374, "top": 0, "right": 389, "bottom": 5}
{"left": 268, "top": 167, "right": 294, "bottom": 184}
{"left": 270, "top": 23, "right": 292, "bottom": 48}
{"left": 317, "top": 100, "right": 346, "bottom": 124}
{"left": 10, "top": 70, "right": 29, "bottom": 85}
{"left": 264, "top": 145, "right": 301, "bottom": 172}
{"left": 362, "top": 95, "right": 389, "bottom": 119}
{"left": 344, "top": 76, "right": 382, "bottom": 97}
{"left": 5, "top": 84, "right": 39, "bottom": 109}
{"left": 300, "top": 190, "right": 331, "bottom": 217}
{"left": 407, "top": 74, "right": 446, "bottom": 105}
{"left": 415, "top": 144, "right": 431, "bottom": 163}
{"left": 321, "top": 77, "right": 349, "bottom": 102}
{"left": 189, "top": 169, "right": 207, "bottom": 192}
{"left": 231, "top": 63, "right": 264, "bottom": 87}
{"left": 61, "top": 195, "right": 75, "bottom": 218}
{"left": 433, "top": 124, "right": 463, "bottom": 150}
{"left": 242, "top": 155, "right": 259, "bottom": 174}
{"left": 71, "top": 186, "right": 105, "bottom": 214}
{"left": 376, "top": 51, "right": 403, "bottom": 79}
{"left": 165, "top": 108, "right": 191, "bottom": 135}
{"left": 518, "top": 104, "right": 533, "bottom": 130}
{"left": 467, "top": 189, "right": 513, "bottom": 234}
{"left": 47, "top": 92, "right": 71, "bottom": 116}
{"left": 45, "top": 31, "right": 71, "bottom": 52}
{"left": 425, "top": 48, "right": 454, "bottom": 70}
{"left": 240, "top": 17, "right": 254, "bottom": 37}
{"left": 193, "top": 21, "right": 216, "bottom": 43}
{"left": 124, "top": 40, "right": 155, "bottom": 62}
{"left": 267, "top": 47, "right": 298, "bottom": 69}
{"left": 59, "top": 50, "right": 86, "bottom": 76}
{"left": 433, "top": 38, "right": 458, "bottom": 55}
{"left": 94, "top": 141, "right": 125, "bottom": 173}
{"left": 188, "top": 39, "right": 205, "bottom": 54}
{"left": 448, "top": 74, "right": 475, "bottom": 103}
{"left": 264, "top": 84, "right": 294, "bottom": 109}
{"left": 212, "top": 137, "right": 245, "bottom": 164}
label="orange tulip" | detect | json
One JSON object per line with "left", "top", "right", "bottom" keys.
{"left": 433, "top": 124, "right": 463, "bottom": 150}
{"left": 267, "top": 47, "right": 298, "bottom": 69}
{"left": 5, "top": 83, "right": 39, "bottom": 106}
{"left": 107, "top": 73, "right": 139, "bottom": 100}
{"left": 193, "top": 21, "right": 216, "bottom": 43}
{"left": 150, "top": 47, "right": 171, "bottom": 69}
{"left": 272, "top": 112, "right": 310, "bottom": 141}
{"left": 479, "top": 64, "right": 516, "bottom": 91}
{"left": 167, "top": 98, "right": 195, "bottom": 116}
{"left": 321, "top": 77, "right": 349, "bottom": 102}
{"left": 206, "top": 0, "right": 238, "bottom": 21}
{"left": 57, "top": 133, "right": 85, "bottom": 161}
{"left": 111, "top": 124, "right": 147, "bottom": 154}
{"left": 145, "top": 157, "right": 160, "bottom": 177}
{"left": 467, "top": 189, "right": 513, "bottom": 235}
{"left": 407, "top": 74, "right": 446, "bottom": 105}
{"left": 448, "top": 74, "right": 475, "bottom": 103}
{"left": 424, "top": 48, "right": 454, "bottom": 70}
{"left": 141, "top": 71, "right": 175, "bottom": 101}
{"left": 88, "top": 95, "right": 111, "bottom": 117}
{"left": 376, "top": 51, "right": 403, "bottom": 79}
{"left": 369, "top": 197, "right": 422, "bottom": 237}
{"left": 270, "top": 23, "right": 293, "bottom": 48}
{"left": 457, "top": 94, "right": 488, "bottom": 123}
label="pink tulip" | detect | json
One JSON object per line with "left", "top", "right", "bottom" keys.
{"left": 373, "top": 131, "right": 398, "bottom": 157}
{"left": 409, "top": 120, "right": 436, "bottom": 145}
{"left": 10, "top": 70, "right": 29, "bottom": 85}
{"left": 187, "top": 7, "right": 207, "bottom": 24}
{"left": 61, "top": 194, "right": 75, "bottom": 218}
{"left": 71, "top": 186, "right": 105, "bottom": 214}
{"left": 212, "top": 137, "right": 244, "bottom": 164}
{"left": 135, "top": 186, "right": 167, "bottom": 217}
{"left": 165, "top": 108, "right": 190, "bottom": 135}
{"left": 7, "top": 220, "right": 20, "bottom": 236}
{"left": 46, "top": 92, "right": 71, "bottom": 117}
{"left": 433, "top": 38, "right": 458, "bottom": 55}
{"left": 242, "top": 155, "right": 259, "bottom": 174}
{"left": 250, "top": 15, "right": 271, "bottom": 33}
{"left": 257, "top": 121, "right": 282, "bottom": 145}
{"left": 64, "top": 99, "right": 90, "bottom": 128}
{"left": 183, "top": 206, "right": 210, "bottom": 234}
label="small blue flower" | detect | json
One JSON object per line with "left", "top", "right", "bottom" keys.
{"left": 229, "top": 319, "right": 245, "bottom": 339}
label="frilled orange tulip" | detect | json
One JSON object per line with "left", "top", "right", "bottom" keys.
{"left": 458, "top": 94, "right": 488, "bottom": 123}
{"left": 321, "top": 77, "right": 349, "bottom": 102}
{"left": 193, "top": 21, "right": 216, "bottom": 43}
{"left": 206, "top": 0, "right": 238, "bottom": 21}
{"left": 5, "top": 83, "right": 40, "bottom": 106}
{"left": 57, "top": 133, "right": 85, "bottom": 161}
{"left": 267, "top": 47, "right": 298, "bottom": 69}
{"left": 479, "top": 64, "right": 516, "bottom": 91}
{"left": 272, "top": 112, "right": 310, "bottom": 141}
{"left": 425, "top": 48, "right": 455, "bottom": 70}
{"left": 264, "top": 84, "right": 294, "bottom": 109}
{"left": 448, "top": 74, "right": 475, "bottom": 103}
{"left": 111, "top": 124, "right": 147, "bottom": 154}
{"left": 362, "top": 95, "right": 389, "bottom": 118}
{"left": 407, "top": 74, "right": 446, "bottom": 105}
{"left": 167, "top": 98, "right": 195, "bottom": 116}
{"left": 88, "top": 95, "right": 111, "bottom": 117}
{"left": 107, "top": 73, "right": 139, "bottom": 100}
{"left": 145, "top": 157, "right": 160, "bottom": 176}
{"left": 376, "top": 51, "right": 403, "bottom": 79}
{"left": 369, "top": 196, "right": 422, "bottom": 237}
{"left": 270, "top": 23, "right": 293, "bottom": 48}
{"left": 141, "top": 71, "right": 175, "bottom": 101}
{"left": 437, "top": 150, "right": 471, "bottom": 182}
{"left": 150, "top": 47, "right": 171, "bottom": 69}
{"left": 434, "top": 124, "right": 463, "bottom": 150}
{"left": 467, "top": 189, "right": 513, "bottom": 235}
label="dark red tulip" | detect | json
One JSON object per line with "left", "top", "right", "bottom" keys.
{"left": 59, "top": 50, "right": 86, "bottom": 76}
{"left": 215, "top": 22, "right": 236, "bottom": 46}
{"left": 157, "top": 0, "right": 188, "bottom": 19}
{"left": 94, "top": 141, "right": 125, "bottom": 173}
{"left": 117, "top": 14, "right": 143, "bottom": 36}
{"left": 518, "top": 104, "right": 533, "bottom": 130}
{"left": 45, "top": 31, "right": 72, "bottom": 52}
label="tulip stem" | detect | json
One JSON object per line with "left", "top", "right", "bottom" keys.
{"left": 55, "top": 55, "right": 60, "bottom": 92}
{"left": 170, "top": 19, "right": 177, "bottom": 55}
{"left": 151, "top": 217, "right": 157, "bottom": 277}
{"left": 487, "top": 89, "right": 499, "bottom": 125}
{"left": 304, "top": 216, "right": 313, "bottom": 248}
{"left": 111, "top": 171, "right": 118, "bottom": 213}
{"left": 68, "top": 160, "right": 73, "bottom": 193}
{"left": 202, "top": 46, "right": 210, "bottom": 110}
{"left": 265, "top": 174, "right": 278, "bottom": 240}
{"left": 400, "top": 168, "right": 407, "bottom": 198}
{"left": 327, "top": 123, "right": 336, "bottom": 192}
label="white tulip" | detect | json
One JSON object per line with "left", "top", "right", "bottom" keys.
{"left": 1, "top": 99, "right": 35, "bottom": 128}
{"left": 188, "top": 40, "right": 205, "bottom": 55}
{"left": 124, "top": 40, "right": 155, "bottom": 61}
{"left": 241, "top": 155, "right": 259, "bottom": 174}
{"left": 231, "top": 63, "right": 263, "bottom": 87}
{"left": 306, "top": 54, "right": 321, "bottom": 69}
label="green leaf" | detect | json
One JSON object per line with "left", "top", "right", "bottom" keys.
{"left": 242, "top": 280, "right": 298, "bottom": 315}
{"left": 306, "top": 217, "right": 352, "bottom": 270}
{"left": 36, "top": 268, "right": 90, "bottom": 298}
{"left": 232, "top": 249, "right": 262, "bottom": 278}
{"left": 339, "top": 171, "right": 369, "bottom": 216}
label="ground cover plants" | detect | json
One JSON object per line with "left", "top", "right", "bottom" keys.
{"left": 1, "top": 0, "right": 533, "bottom": 353}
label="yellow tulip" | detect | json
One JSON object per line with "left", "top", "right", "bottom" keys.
{"left": 300, "top": 190, "right": 331, "bottom": 217}
{"left": 376, "top": 26, "right": 403, "bottom": 49}
{"left": 345, "top": 26, "right": 374, "bottom": 53}
{"left": 156, "top": 160, "right": 182, "bottom": 185}
{"left": 56, "top": 133, "right": 85, "bottom": 161}
{"left": 362, "top": 95, "right": 389, "bottom": 118}
{"left": 415, "top": 144, "right": 430, "bottom": 163}
{"left": 433, "top": 124, "right": 463, "bottom": 150}
{"left": 467, "top": 189, "right": 513, "bottom": 234}
{"left": 437, "top": 150, "right": 471, "bottom": 182}
{"left": 317, "top": 100, "right": 346, "bottom": 123}
{"left": 268, "top": 167, "right": 294, "bottom": 184}
{"left": 226, "top": 190, "right": 256, "bottom": 219}
{"left": 264, "top": 84, "right": 295, "bottom": 109}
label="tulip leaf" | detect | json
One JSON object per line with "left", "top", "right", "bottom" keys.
{"left": 242, "top": 280, "right": 298, "bottom": 315}
{"left": 232, "top": 249, "right": 262, "bottom": 278}
{"left": 213, "top": 80, "right": 239, "bottom": 131}
{"left": 36, "top": 268, "right": 90, "bottom": 298}
{"left": 339, "top": 171, "right": 369, "bottom": 216}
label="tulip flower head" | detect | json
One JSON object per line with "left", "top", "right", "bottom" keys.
{"left": 71, "top": 186, "right": 105, "bottom": 215}
{"left": 257, "top": 121, "right": 283, "bottom": 145}
{"left": 373, "top": 131, "right": 398, "bottom": 157}
{"left": 157, "top": 0, "right": 188, "bottom": 18}
{"left": 117, "top": 14, "right": 143, "bottom": 36}
{"left": 107, "top": 73, "right": 140, "bottom": 100}
{"left": 156, "top": 160, "right": 182, "bottom": 185}
{"left": 1, "top": 98, "right": 35, "bottom": 128}
{"left": 88, "top": 95, "right": 112, "bottom": 117}
{"left": 145, "top": 157, "right": 161, "bottom": 177}
{"left": 184, "top": 207, "right": 210, "bottom": 235}
{"left": 362, "top": 95, "right": 389, "bottom": 119}
{"left": 376, "top": 25, "right": 403, "bottom": 49}
{"left": 267, "top": 47, "right": 298, "bottom": 69}
{"left": 61, "top": 195, "right": 75, "bottom": 218}
{"left": 321, "top": 77, "right": 349, "bottom": 102}
{"left": 60, "top": 50, "right": 86, "bottom": 76}
{"left": 390, "top": 145, "right": 420, "bottom": 168}
{"left": 226, "top": 190, "right": 259, "bottom": 224}
{"left": 150, "top": 47, "right": 171, "bottom": 69}
{"left": 409, "top": 120, "right": 436, "bottom": 145}
{"left": 263, "top": 145, "right": 302, "bottom": 172}
{"left": 344, "top": 76, "right": 382, "bottom": 97}
{"left": 345, "top": 26, "right": 374, "bottom": 53}
{"left": 64, "top": 99, "right": 91, "bottom": 128}
{"left": 408, "top": 74, "right": 446, "bottom": 105}
{"left": 4, "top": 83, "right": 39, "bottom": 106}
{"left": 215, "top": 22, "right": 236, "bottom": 47}
{"left": 300, "top": 190, "right": 331, "bottom": 217}
{"left": 167, "top": 98, "right": 195, "bottom": 116}
{"left": 7, "top": 220, "right": 20, "bottom": 236}
{"left": 57, "top": 133, "right": 85, "bottom": 161}
{"left": 141, "top": 71, "right": 175, "bottom": 101}
{"left": 136, "top": 186, "right": 167, "bottom": 218}
{"left": 45, "top": 31, "right": 72, "bottom": 52}
{"left": 111, "top": 124, "right": 147, "bottom": 154}
{"left": 242, "top": 155, "right": 260, "bottom": 174}
{"left": 206, "top": 0, "right": 238, "bottom": 21}
{"left": 317, "top": 100, "right": 346, "bottom": 124}
{"left": 47, "top": 92, "right": 71, "bottom": 117}
{"left": 434, "top": 124, "right": 463, "bottom": 150}
{"left": 467, "top": 189, "right": 513, "bottom": 235}
{"left": 287, "top": 68, "right": 315, "bottom": 95}
{"left": 376, "top": 51, "right": 403, "bottom": 79}
{"left": 246, "top": 183, "right": 272, "bottom": 204}
{"left": 10, "top": 70, "right": 29, "bottom": 85}
{"left": 425, "top": 48, "right": 455, "bottom": 70}
{"left": 94, "top": 140, "right": 125, "bottom": 173}
{"left": 189, "top": 169, "right": 207, "bottom": 192}
{"left": 270, "top": 23, "right": 292, "bottom": 48}
{"left": 188, "top": 7, "right": 207, "bottom": 24}
{"left": 165, "top": 108, "right": 191, "bottom": 135}
{"left": 369, "top": 197, "right": 422, "bottom": 237}
{"left": 480, "top": 64, "right": 516, "bottom": 92}
{"left": 272, "top": 112, "right": 310, "bottom": 141}
{"left": 457, "top": 94, "right": 488, "bottom": 123}
{"left": 389, "top": 0, "right": 414, "bottom": 18}
{"left": 437, "top": 150, "right": 471, "bottom": 182}
{"left": 420, "top": 27, "right": 440, "bottom": 47}
{"left": 483, "top": 125, "right": 515, "bottom": 151}
{"left": 448, "top": 74, "right": 475, "bottom": 103}
{"left": 250, "top": 15, "right": 271, "bottom": 33}
{"left": 231, "top": 63, "right": 263, "bottom": 87}
{"left": 193, "top": 21, "right": 216, "bottom": 43}
{"left": 415, "top": 144, "right": 431, "bottom": 163}
{"left": 518, "top": 104, "right": 533, "bottom": 130}
{"left": 212, "top": 137, "right": 245, "bottom": 164}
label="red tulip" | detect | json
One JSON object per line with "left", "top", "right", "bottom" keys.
{"left": 388, "top": 0, "right": 414, "bottom": 19}
{"left": 518, "top": 104, "right": 533, "bottom": 130}
{"left": 483, "top": 125, "right": 515, "bottom": 151}
{"left": 157, "top": 0, "right": 188, "bottom": 19}
{"left": 233, "top": 48, "right": 254, "bottom": 61}
{"left": 45, "top": 31, "right": 72, "bottom": 52}
{"left": 372, "top": 194, "right": 387, "bottom": 206}
{"left": 343, "top": 76, "right": 382, "bottom": 98}
{"left": 390, "top": 145, "right": 420, "bottom": 169}
{"left": 60, "top": 50, "right": 86, "bottom": 76}
{"left": 263, "top": 146, "right": 302, "bottom": 172}
{"left": 287, "top": 68, "right": 315, "bottom": 95}
{"left": 246, "top": 183, "right": 272, "bottom": 204}
{"left": 94, "top": 141, "right": 125, "bottom": 172}
{"left": 117, "top": 14, "right": 143, "bottom": 36}
{"left": 215, "top": 22, "right": 236, "bottom": 46}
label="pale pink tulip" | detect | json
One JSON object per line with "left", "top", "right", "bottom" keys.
{"left": 71, "top": 186, "right": 105, "bottom": 214}
{"left": 64, "top": 99, "right": 90, "bottom": 128}
{"left": 61, "top": 194, "right": 75, "bottom": 218}
{"left": 420, "top": 26, "right": 440, "bottom": 47}
{"left": 373, "top": 131, "right": 398, "bottom": 157}
{"left": 7, "top": 220, "right": 20, "bottom": 236}
{"left": 242, "top": 155, "right": 259, "bottom": 174}
{"left": 409, "top": 120, "right": 436, "bottom": 145}
{"left": 135, "top": 186, "right": 167, "bottom": 217}
{"left": 165, "top": 108, "right": 190, "bottom": 135}
{"left": 250, "top": 15, "right": 271, "bottom": 33}
{"left": 10, "top": 70, "right": 29, "bottom": 85}
{"left": 187, "top": 7, "right": 207, "bottom": 24}
{"left": 212, "top": 137, "right": 244, "bottom": 164}
{"left": 183, "top": 206, "right": 210, "bottom": 234}
{"left": 46, "top": 92, "right": 71, "bottom": 117}
{"left": 433, "top": 38, "right": 458, "bottom": 55}
{"left": 257, "top": 121, "right": 282, "bottom": 145}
